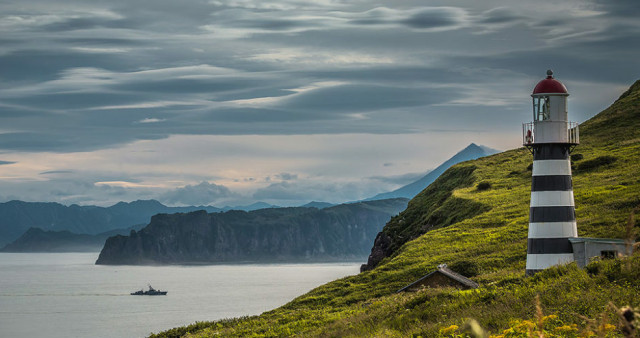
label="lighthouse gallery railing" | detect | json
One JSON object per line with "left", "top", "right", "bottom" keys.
{"left": 522, "top": 122, "right": 579, "bottom": 146}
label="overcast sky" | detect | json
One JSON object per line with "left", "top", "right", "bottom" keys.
{"left": 0, "top": 0, "right": 638, "bottom": 207}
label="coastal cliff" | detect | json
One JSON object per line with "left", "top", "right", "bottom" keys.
{"left": 96, "top": 198, "right": 408, "bottom": 265}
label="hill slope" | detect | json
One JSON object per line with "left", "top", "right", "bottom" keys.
{"left": 154, "top": 80, "right": 640, "bottom": 337}
{"left": 96, "top": 199, "right": 408, "bottom": 265}
{"left": 365, "top": 143, "right": 498, "bottom": 201}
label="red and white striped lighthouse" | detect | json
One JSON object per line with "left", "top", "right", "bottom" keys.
{"left": 523, "top": 70, "right": 579, "bottom": 275}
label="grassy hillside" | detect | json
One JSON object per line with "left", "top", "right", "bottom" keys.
{"left": 154, "top": 80, "right": 640, "bottom": 337}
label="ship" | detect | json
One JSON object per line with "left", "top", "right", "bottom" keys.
{"left": 131, "top": 284, "right": 167, "bottom": 296}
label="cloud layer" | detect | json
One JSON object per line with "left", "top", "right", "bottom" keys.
{"left": 0, "top": 0, "right": 638, "bottom": 206}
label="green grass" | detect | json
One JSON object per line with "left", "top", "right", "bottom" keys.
{"left": 152, "top": 80, "right": 640, "bottom": 337}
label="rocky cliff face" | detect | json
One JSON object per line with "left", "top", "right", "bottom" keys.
{"left": 95, "top": 199, "right": 408, "bottom": 265}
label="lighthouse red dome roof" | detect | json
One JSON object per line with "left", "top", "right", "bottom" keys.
{"left": 532, "top": 70, "right": 568, "bottom": 95}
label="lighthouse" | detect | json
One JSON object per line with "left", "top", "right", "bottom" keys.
{"left": 523, "top": 70, "right": 579, "bottom": 275}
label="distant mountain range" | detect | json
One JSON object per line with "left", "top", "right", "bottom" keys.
{"left": 0, "top": 226, "right": 144, "bottom": 253}
{"left": 0, "top": 199, "right": 285, "bottom": 247}
{"left": 96, "top": 198, "right": 409, "bottom": 265}
{"left": 365, "top": 143, "right": 498, "bottom": 201}
{"left": 220, "top": 201, "right": 280, "bottom": 212}
{"left": 300, "top": 201, "right": 335, "bottom": 209}
{"left": 0, "top": 143, "right": 494, "bottom": 250}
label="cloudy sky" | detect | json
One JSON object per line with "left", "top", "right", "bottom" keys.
{"left": 0, "top": 0, "right": 638, "bottom": 207}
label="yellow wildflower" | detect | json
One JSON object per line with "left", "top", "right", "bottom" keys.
{"left": 541, "top": 314, "right": 558, "bottom": 323}
{"left": 439, "top": 324, "right": 459, "bottom": 336}
{"left": 554, "top": 324, "right": 578, "bottom": 334}
{"left": 598, "top": 323, "right": 616, "bottom": 332}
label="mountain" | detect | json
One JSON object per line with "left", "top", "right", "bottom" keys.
{"left": 220, "top": 202, "right": 279, "bottom": 212}
{"left": 300, "top": 201, "right": 335, "bottom": 209}
{"left": 0, "top": 226, "right": 143, "bottom": 252}
{"left": 0, "top": 228, "right": 103, "bottom": 252}
{"left": 0, "top": 199, "right": 222, "bottom": 247}
{"left": 96, "top": 198, "right": 409, "bottom": 265}
{"left": 0, "top": 197, "right": 322, "bottom": 248}
{"left": 365, "top": 143, "right": 498, "bottom": 201}
{"left": 153, "top": 81, "right": 640, "bottom": 337}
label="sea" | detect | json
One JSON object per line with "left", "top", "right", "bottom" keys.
{"left": 0, "top": 253, "right": 361, "bottom": 338}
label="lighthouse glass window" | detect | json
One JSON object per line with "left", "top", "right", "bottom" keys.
{"left": 533, "top": 96, "right": 551, "bottom": 121}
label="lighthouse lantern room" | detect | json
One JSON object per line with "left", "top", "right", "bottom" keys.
{"left": 523, "top": 70, "right": 579, "bottom": 276}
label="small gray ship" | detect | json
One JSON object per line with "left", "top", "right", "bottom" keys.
{"left": 131, "top": 285, "right": 167, "bottom": 296}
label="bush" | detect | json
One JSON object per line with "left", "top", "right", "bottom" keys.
{"left": 577, "top": 156, "right": 618, "bottom": 172}
{"left": 507, "top": 171, "right": 520, "bottom": 177}
{"left": 477, "top": 182, "right": 492, "bottom": 191}
{"left": 449, "top": 260, "right": 480, "bottom": 277}
{"left": 571, "top": 153, "right": 584, "bottom": 161}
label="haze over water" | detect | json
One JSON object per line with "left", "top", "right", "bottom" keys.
{"left": 0, "top": 253, "right": 360, "bottom": 338}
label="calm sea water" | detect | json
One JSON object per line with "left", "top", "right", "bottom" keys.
{"left": 0, "top": 253, "right": 360, "bottom": 338}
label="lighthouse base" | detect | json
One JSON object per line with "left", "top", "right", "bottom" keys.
{"left": 525, "top": 253, "right": 575, "bottom": 276}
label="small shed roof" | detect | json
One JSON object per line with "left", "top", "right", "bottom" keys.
{"left": 568, "top": 237, "right": 626, "bottom": 244}
{"left": 397, "top": 264, "right": 479, "bottom": 293}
